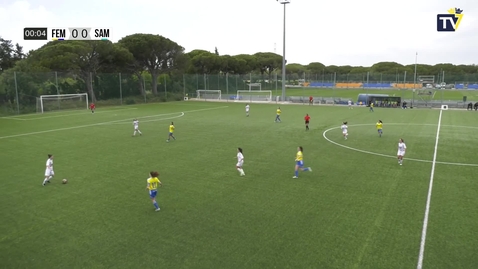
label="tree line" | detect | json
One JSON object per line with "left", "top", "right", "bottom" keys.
{"left": 0, "top": 34, "right": 477, "bottom": 104}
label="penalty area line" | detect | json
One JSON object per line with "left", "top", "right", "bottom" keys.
{"left": 417, "top": 109, "right": 443, "bottom": 269}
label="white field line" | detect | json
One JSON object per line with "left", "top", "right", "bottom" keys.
{"left": 321, "top": 123, "right": 478, "bottom": 167}
{"left": 105, "top": 113, "right": 185, "bottom": 125}
{"left": 0, "top": 106, "right": 228, "bottom": 139}
{"left": 417, "top": 109, "right": 443, "bottom": 269}
{"left": 2, "top": 105, "right": 131, "bottom": 118}
{"left": 1, "top": 108, "right": 138, "bottom": 121}
{"left": 0, "top": 117, "right": 28, "bottom": 121}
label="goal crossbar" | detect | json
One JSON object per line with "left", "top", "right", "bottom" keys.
{"left": 37, "top": 93, "right": 89, "bottom": 113}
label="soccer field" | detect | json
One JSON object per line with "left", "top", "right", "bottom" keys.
{"left": 1, "top": 102, "right": 477, "bottom": 268}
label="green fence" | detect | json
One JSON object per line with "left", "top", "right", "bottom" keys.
{"left": 1, "top": 71, "right": 478, "bottom": 115}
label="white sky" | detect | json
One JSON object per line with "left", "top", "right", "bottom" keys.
{"left": 0, "top": 0, "right": 477, "bottom": 66}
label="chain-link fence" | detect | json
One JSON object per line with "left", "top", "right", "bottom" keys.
{"left": 1, "top": 71, "right": 477, "bottom": 114}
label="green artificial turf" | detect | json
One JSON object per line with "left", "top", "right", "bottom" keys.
{"left": 1, "top": 102, "right": 477, "bottom": 269}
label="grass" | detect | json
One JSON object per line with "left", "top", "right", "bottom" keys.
{"left": 274, "top": 88, "right": 477, "bottom": 102}
{"left": 1, "top": 101, "right": 477, "bottom": 268}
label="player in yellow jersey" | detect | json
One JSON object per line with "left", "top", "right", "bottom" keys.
{"left": 146, "top": 171, "right": 162, "bottom": 211}
{"left": 275, "top": 107, "right": 281, "bottom": 122}
{"left": 369, "top": 102, "right": 374, "bottom": 112}
{"left": 376, "top": 120, "right": 383, "bottom": 137}
{"left": 293, "top": 146, "right": 312, "bottom": 178}
{"left": 167, "top": 122, "right": 176, "bottom": 142}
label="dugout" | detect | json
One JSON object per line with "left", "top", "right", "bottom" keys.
{"left": 369, "top": 96, "right": 401, "bottom": 108}
{"left": 357, "top": 94, "right": 388, "bottom": 105}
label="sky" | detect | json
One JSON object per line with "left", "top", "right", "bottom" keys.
{"left": 0, "top": 0, "right": 477, "bottom": 67}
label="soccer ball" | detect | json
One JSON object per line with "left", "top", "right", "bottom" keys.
{"left": 62, "top": 179, "right": 68, "bottom": 184}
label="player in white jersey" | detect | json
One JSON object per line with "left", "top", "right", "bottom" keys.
{"left": 341, "top": 122, "right": 348, "bottom": 139}
{"left": 236, "top": 148, "right": 245, "bottom": 176}
{"left": 348, "top": 100, "right": 353, "bottom": 109}
{"left": 397, "top": 138, "right": 407, "bottom": 165}
{"left": 42, "top": 154, "right": 54, "bottom": 186}
{"left": 245, "top": 104, "right": 250, "bottom": 117}
{"left": 132, "top": 119, "right": 142, "bottom": 136}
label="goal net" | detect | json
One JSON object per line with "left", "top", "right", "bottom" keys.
{"left": 196, "top": 90, "right": 222, "bottom": 101}
{"left": 236, "top": 90, "right": 273, "bottom": 103}
{"left": 36, "top": 93, "right": 89, "bottom": 113}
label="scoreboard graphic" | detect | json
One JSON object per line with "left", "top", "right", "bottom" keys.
{"left": 24, "top": 27, "right": 112, "bottom": 41}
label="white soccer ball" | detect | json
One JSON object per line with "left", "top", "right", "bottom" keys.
{"left": 62, "top": 179, "right": 68, "bottom": 184}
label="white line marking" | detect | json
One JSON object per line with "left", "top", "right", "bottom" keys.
{"left": 12, "top": 108, "right": 138, "bottom": 120}
{"left": 0, "top": 106, "right": 227, "bottom": 139}
{"left": 0, "top": 117, "right": 28, "bottom": 121}
{"left": 322, "top": 123, "right": 478, "bottom": 167}
{"left": 2, "top": 106, "right": 130, "bottom": 118}
{"left": 105, "top": 113, "right": 185, "bottom": 125}
{"left": 417, "top": 109, "right": 443, "bottom": 269}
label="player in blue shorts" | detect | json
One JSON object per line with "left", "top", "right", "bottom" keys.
{"left": 293, "top": 146, "right": 312, "bottom": 178}
{"left": 275, "top": 107, "right": 281, "bottom": 122}
{"left": 146, "top": 171, "right": 162, "bottom": 211}
{"left": 167, "top": 122, "right": 176, "bottom": 142}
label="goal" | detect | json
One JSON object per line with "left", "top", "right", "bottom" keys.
{"left": 196, "top": 90, "right": 222, "bottom": 101}
{"left": 236, "top": 90, "right": 273, "bottom": 103}
{"left": 36, "top": 93, "right": 89, "bottom": 113}
{"left": 248, "top": 83, "right": 262, "bottom": 91}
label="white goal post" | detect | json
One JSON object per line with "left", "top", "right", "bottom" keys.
{"left": 236, "top": 90, "right": 273, "bottom": 103}
{"left": 36, "top": 93, "right": 89, "bottom": 113}
{"left": 196, "top": 90, "right": 222, "bottom": 101}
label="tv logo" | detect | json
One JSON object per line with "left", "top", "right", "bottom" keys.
{"left": 437, "top": 8, "right": 463, "bottom": 32}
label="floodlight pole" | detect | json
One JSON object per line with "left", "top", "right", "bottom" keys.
{"left": 278, "top": 0, "right": 290, "bottom": 102}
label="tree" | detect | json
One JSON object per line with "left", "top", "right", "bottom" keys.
{"left": 0, "top": 38, "right": 25, "bottom": 71}
{"left": 306, "top": 62, "right": 325, "bottom": 74}
{"left": 254, "top": 52, "right": 282, "bottom": 78}
{"left": 234, "top": 54, "right": 258, "bottom": 74}
{"left": 370, "top": 62, "right": 403, "bottom": 74}
{"left": 118, "top": 34, "right": 186, "bottom": 94}
{"left": 219, "top": 55, "right": 238, "bottom": 74}
{"left": 286, "top": 63, "right": 305, "bottom": 75}
{"left": 189, "top": 51, "right": 221, "bottom": 74}
{"left": 29, "top": 40, "right": 121, "bottom": 101}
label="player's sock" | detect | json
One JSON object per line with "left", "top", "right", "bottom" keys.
{"left": 48, "top": 176, "right": 52, "bottom": 180}
{"left": 295, "top": 170, "right": 299, "bottom": 177}
{"left": 43, "top": 178, "right": 48, "bottom": 185}
{"left": 133, "top": 131, "right": 136, "bottom": 136}
{"left": 153, "top": 201, "right": 159, "bottom": 209}
{"left": 303, "top": 167, "right": 309, "bottom": 171}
